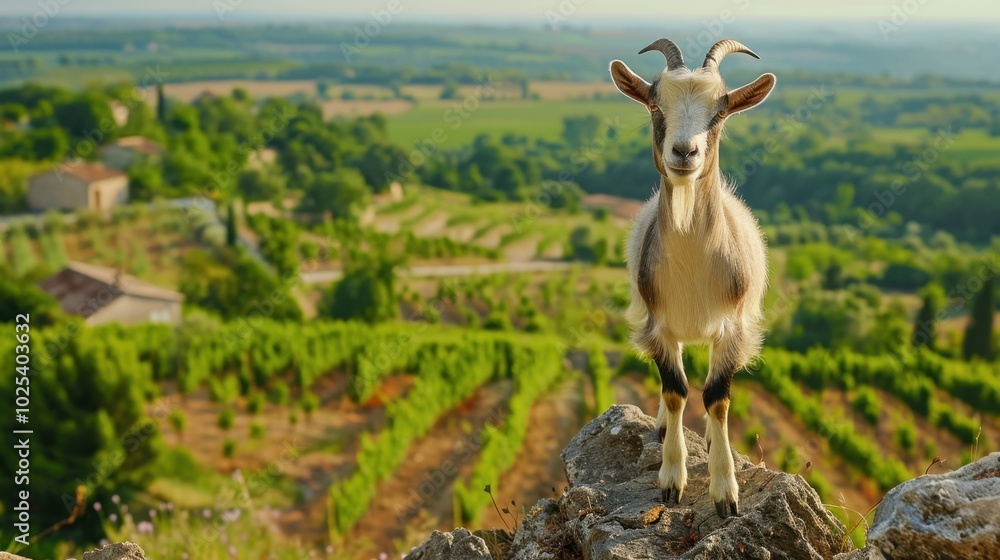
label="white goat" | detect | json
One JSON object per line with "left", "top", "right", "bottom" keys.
{"left": 610, "top": 38, "right": 774, "bottom": 517}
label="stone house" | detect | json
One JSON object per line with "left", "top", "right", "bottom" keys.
{"left": 38, "top": 261, "right": 184, "bottom": 326}
{"left": 26, "top": 161, "right": 129, "bottom": 212}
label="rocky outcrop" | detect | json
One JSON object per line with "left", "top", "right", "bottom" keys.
{"left": 406, "top": 528, "right": 493, "bottom": 560}
{"left": 835, "top": 452, "right": 1000, "bottom": 560}
{"left": 408, "top": 405, "right": 852, "bottom": 559}
{"left": 81, "top": 542, "right": 146, "bottom": 560}
{"left": 0, "top": 541, "right": 147, "bottom": 560}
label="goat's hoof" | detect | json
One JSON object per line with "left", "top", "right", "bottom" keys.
{"left": 658, "top": 426, "right": 666, "bottom": 443}
{"left": 714, "top": 499, "right": 739, "bottom": 519}
{"left": 660, "top": 485, "right": 683, "bottom": 506}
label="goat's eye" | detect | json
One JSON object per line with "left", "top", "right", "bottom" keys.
{"left": 717, "top": 109, "right": 727, "bottom": 118}
{"left": 649, "top": 104, "right": 660, "bottom": 112}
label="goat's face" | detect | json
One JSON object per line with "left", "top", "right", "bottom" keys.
{"left": 610, "top": 39, "right": 776, "bottom": 182}
{"left": 647, "top": 68, "right": 726, "bottom": 179}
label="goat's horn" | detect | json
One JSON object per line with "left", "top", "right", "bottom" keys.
{"left": 638, "top": 38, "right": 685, "bottom": 71}
{"left": 703, "top": 39, "right": 759, "bottom": 71}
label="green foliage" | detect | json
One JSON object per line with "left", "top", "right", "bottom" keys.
{"left": 179, "top": 247, "right": 303, "bottom": 322}
{"left": 237, "top": 167, "right": 286, "bottom": 202}
{"left": 894, "top": 422, "right": 916, "bottom": 453}
{"left": 223, "top": 438, "right": 236, "bottom": 457}
{"left": 568, "top": 226, "right": 606, "bottom": 265}
{"left": 562, "top": 115, "right": 603, "bottom": 147}
{"left": 300, "top": 392, "right": 319, "bottom": 417}
{"left": 321, "top": 251, "right": 399, "bottom": 324}
{"left": 246, "top": 215, "right": 300, "bottom": 278}
{"left": 269, "top": 380, "right": 290, "bottom": 406}
{"left": 247, "top": 391, "right": 265, "bottom": 415}
{"left": 37, "top": 231, "right": 68, "bottom": 269}
{"left": 912, "top": 283, "right": 945, "bottom": 350}
{"left": 226, "top": 201, "right": 238, "bottom": 247}
{"left": 130, "top": 238, "right": 149, "bottom": 276}
{"left": 8, "top": 226, "right": 38, "bottom": 277}
{"left": 0, "top": 159, "right": 46, "bottom": 213}
{"left": 298, "top": 168, "right": 371, "bottom": 221}
{"left": 0, "top": 268, "right": 64, "bottom": 327}
{"left": 588, "top": 345, "right": 614, "bottom": 417}
{"left": 0, "top": 328, "right": 163, "bottom": 536}
{"left": 218, "top": 407, "right": 236, "bottom": 430}
{"left": 851, "top": 387, "right": 881, "bottom": 425}
{"left": 168, "top": 410, "right": 187, "bottom": 437}
{"left": 328, "top": 332, "right": 540, "bottom": 535}
{"left": 753, "top": 348, "right": 912, "bottom": 491}
{"left": 249, "top": 420, "right": 265, "bottom": 439}
{"left": 963, "top": 275, "right": 995, "bottom": 360}
{"left": 454, "top": 341, "right": 565, "bottom": 524}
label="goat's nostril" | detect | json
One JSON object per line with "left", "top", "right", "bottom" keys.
{"left": 688, "top": 146, "right": 699, "bottom": 157}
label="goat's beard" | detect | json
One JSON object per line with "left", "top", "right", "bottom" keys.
{"left": 670, "top": 182, "right": 697, "bottom": 233}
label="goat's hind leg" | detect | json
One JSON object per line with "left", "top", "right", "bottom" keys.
{"left": 654, "top": 341, "right": 688, "bottom": 505}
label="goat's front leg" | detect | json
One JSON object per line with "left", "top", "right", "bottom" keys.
{"left": 703, "top": 330, "right": 744, "bottom": 518}
{"left": 654, "top": 341, "right": 688, "bottom": 505}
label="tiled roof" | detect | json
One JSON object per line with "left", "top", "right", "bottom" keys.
{"left": 40, "top": 161, "right": 126, "bottom": 183}
{"left": 38, "top": 261, "right": 183, "bottom": 318}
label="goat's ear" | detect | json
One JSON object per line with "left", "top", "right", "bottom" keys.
{"left": 726, "top": 73, "right": 776, "bottom": 114}
{"left": 610, "top": 60, "right": 650, "bottom": 107}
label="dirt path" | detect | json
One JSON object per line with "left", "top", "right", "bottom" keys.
{"left": 302, "top": 260, "right": 577, "bottom": 285}
{"left": 476, "top": 376, "right": 587, "bottom": 532}
{"left": 345, "top": 381, "right": 514, "bottom": 557}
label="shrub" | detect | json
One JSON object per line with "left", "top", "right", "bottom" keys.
{"left": 218, "top": 407, "right": 235, "bottom": 430}
{"left": 247, "top": 392, "right": 265, "bottom": 415}
{"left": 249, "top": 421, "right": 265, "bottom": 439}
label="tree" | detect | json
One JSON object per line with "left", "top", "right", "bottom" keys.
{"left": 963, "top": 275, "right": 995, "bottom": 360}
{"left": 237, "top": 168, "right": 286, "bottom": 202}
{"left": 440, "top": 81, "right": 459, "bottom": 100}
{"left": 156, "top": 83, "right": 166, "bottom": 122}
{"left": 357, "top": 143, "right": 411, "bottom": 192}
{"left": 321, "top": 251, "right": 399, "bottom": 324}
{"left": 127, "top": 160, "right": 164, "bottom": 200}
{"left": 912, "top": 283, "right": 945, "bottom": 351}
{"left": 568, "top": 226, "right": 606, "bottom": 264}
{"left": 179, "top": 248, "right": 303, "bottom": 322}
{"left": 0, "top": 328, "right": 162, "bottom": 538}
{"left": 52, "top": 90, "right": 115, "bottom": 143}
{"left": 298, "top": 168, "right": 370, "bottom": 221}
{"left": 0, "top": 268, "right": 63, "bottom": 327}
{"left": 226, "top": 201, "right": 238, "bottom": 247}
{"left": 562, "top": 115, "right": 602, "bottom": 147}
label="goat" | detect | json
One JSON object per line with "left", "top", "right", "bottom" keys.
{"left": 609, "top": 38, "right": 774, "bottom": 518}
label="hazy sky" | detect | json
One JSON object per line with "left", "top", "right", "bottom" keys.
{"left": 1, "top": 0, "right": 997, "bottom": 22}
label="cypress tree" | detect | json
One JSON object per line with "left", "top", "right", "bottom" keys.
{"left": 156, "top": 83, "right": 166, "bottom": 122}
{"left": 962, "top": 275, "right": 995, "bottom": 360}
{"left": 226, "top": 201, "right": 238, "bottom": 247}
{"left": 912, "top": 284, "right": 943, "bottom": 351}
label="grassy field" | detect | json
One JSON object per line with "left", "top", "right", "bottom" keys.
{"left": 387, "top": 98, "right": 645, "bottom": 148}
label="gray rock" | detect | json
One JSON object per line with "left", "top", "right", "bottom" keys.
{"left": 406, "top": 527, "right": 493, "bottom": 560}
{"left": 81, "top": 541, "right": 146, "bottom": 560}
{"left": 414, "top": 404, "right": 854, "bottom": 559}
{"left": 836, "top": 452, "right": 1000, "bottom": 560}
